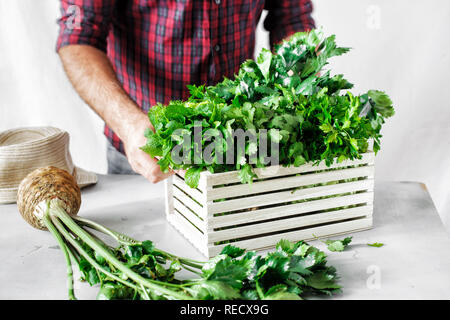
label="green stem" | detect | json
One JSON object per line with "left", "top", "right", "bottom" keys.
{"left": 155, "top": 248, "right": 205, "bottom": 266}
{"left": 73, "top": 216, "right": 138, "bottom": 246}
{"left": 255, "top": 280, "right": 265, "bottom": 300}
{"left": 50, "top": 215, "right": 141, "bottom": 292}
{"left": 179, "top": 263, "right": 202, "bottom": 276}
{"left": 43, "top": 211, "right": 76, "bottom": 300}
{"left": 66, "top": 245, "right": 80, "bottom": 266}
{"left": 75, "top": 215, "right": 204, "bottom": 269}
{"left": 57, "top": 217, "right": 186, "bottom": 298}
{"left": 73, "top": 217, "right": 201, "bottom": 288}
{"left": 140, "top": 284, "right": 150, "bottom": 300}
{"left": 178, "top": 280, "right": 203, "bottom": 287}
{"left": 50, "top": 204, "right": 193, "bottom": 300}
{"left": 179, "top": 260, "right": 204, "bottom": 270}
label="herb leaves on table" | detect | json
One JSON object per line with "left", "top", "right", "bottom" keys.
{"left": 324, "top": 236, "right": 353, "bottom": 252}
{"left": 76, "top": 235, "right": 341, "bottom": 300}
{"left": 367, "top": 242, "right": 384, "bottom": 248}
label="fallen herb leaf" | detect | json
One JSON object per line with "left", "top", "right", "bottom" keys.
{"left": 324, "top": 236, "right": 352, "bottom": 252}
{"left": 367, "top": 242, "right": 384, "bottom": 248}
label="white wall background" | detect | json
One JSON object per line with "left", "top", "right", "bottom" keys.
{"left": 1, "top": 0, "right": 449, "bottom": 229}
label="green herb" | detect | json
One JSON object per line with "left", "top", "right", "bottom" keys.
{"left": 367, "top": 242, "right": 384, "bottom": 248}
{"left": 143, "top": 28, "right": 395, "bottom": 187}
{"left": 324, "top": 236, "right": 353, "bottom": 252}
{"left": 43, "top": 208, "right": 342, "bottom": 300}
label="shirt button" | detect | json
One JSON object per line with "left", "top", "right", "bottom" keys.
{"left": 214, "top": 44, "right": 221, "bottom": 52}
{"left": 214, "top": 0, "right": 221, "bottom": 4}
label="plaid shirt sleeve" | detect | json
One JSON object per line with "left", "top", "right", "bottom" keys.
{"left": 56, "top": 0, "right": 116, "bottom": 52}
{"left": 264, "top": 0, "right": 315, "bottom": 49}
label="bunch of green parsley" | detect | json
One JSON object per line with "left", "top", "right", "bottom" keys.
{"left": 142, "top": 29, "right": 395, "bottom": 188}
{"left": 89, "top": 239, "right": 341, "bottom": 300}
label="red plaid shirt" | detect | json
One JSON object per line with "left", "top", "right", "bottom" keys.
{"left": 57, "top": 0, "right": 315, "bottom": 154}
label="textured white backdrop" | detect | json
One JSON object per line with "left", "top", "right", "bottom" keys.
{"left": 1, "top": 0, "right": 449, "bottom": 230}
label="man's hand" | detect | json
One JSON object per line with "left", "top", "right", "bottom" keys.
{"left": 123, "top": 115, "right": 173, "bottom": 183}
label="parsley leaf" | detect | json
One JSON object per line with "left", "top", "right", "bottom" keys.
{"left": 367, "top": 242, "right": 384, "bottom": 248}
{"left": 184, "top": 167, "right": 202, "bottom": 188}
{"left": 324, "top": 236, "right": 353, "bottom": 252}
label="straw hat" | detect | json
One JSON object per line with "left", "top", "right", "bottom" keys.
{"left": 0, "top": 126, "right": 97, "bottom": 204}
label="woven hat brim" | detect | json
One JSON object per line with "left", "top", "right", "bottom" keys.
{"left": 0, "top": 166, "right": 97, "bottom": 205}
{"left": 75, "top": 166, "right": 98, "bottom": 188}
{"left": 0, "top": 126, "right": 98, "bottom": 204}
{"left": 0, "top": 188, "right": 19, "bottom": 205}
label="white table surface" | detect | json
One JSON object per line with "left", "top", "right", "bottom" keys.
{"left": 1, "top": 175, "right": 449, "bottom": 300}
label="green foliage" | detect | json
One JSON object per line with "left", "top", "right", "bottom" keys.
{"left": 97, "top": 282, "right": 136, "bottom": 300}
{"left": 143, "top": 29, "right": 394, "bottom": 187}
{"left": 47, "top": 200, "right": 345, "bottom": 301}
{"left": 184, "top": 167, "right": 202, "bottom": 188}
{"left": 195, "top": 240, "right": 342, "bottom": 299}
{"left": 324, "top": 236, "right": 353, "bottom": 252}
{"left": 367, "top": 242, "right": 384, "bottom": 248}
{"left": 74, "top": 236, "right": 341, "bottom": 300}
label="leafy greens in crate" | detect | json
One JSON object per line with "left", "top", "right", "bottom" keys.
{"left": 143, "top": 29, "right": 395, "bottom": 188}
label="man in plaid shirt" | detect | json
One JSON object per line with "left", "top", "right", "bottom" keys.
{"left": 57, "top": 0, "right": 315, "bottom": 183}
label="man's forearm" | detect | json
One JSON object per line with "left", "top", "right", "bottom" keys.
{"left": 58, "top": 44, "right": 171, "bottom": 183}
{"left": 57, "top": 44, "right": 148, "bottom": 143}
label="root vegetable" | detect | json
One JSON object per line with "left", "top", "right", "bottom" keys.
{"left": 17, "top": 166, "right": 81, "bottom": 230}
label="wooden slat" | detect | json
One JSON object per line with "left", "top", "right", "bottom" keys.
{"left": 208, "top": 205, "right": 372, "bottom": 243}
{"left": 172, "top": 187, "right": 206, "bottom": 219}
{"left": 198, "top": 172, "right": 211, "bottom": 190}
{"left": 210, "top": 193, "right": 374, "bottom": 228}
{"left": 204, "top": 152, "right": 375, "bottom": 186}
{"left": 173, "top": 198, "right": 206, "bottom": 232}
{"left": 167, "top": 212, "right": 208, "bottom": 256}
{"left": 173, "top": 174, "right": 205, "bottom": 203}
{"left": 164, "top": 177, "right": 174, "bottom": 217}
{"left": 207, "top": 217, "right": 373, "bottom": 257}
{"left": 207, "top": 165, "right": 374, "bottom": 201}
{"left": 207, "top": 179, "right": 374, "bottom": 215}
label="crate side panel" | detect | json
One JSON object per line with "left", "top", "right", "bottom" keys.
{"left": 164, "top": 177, "right": 174, "bottom": 218}
{"left": 208, "top": 204, "right": 373, "bottom": 243}
{"left": 207, "top": 217, "right": 373, "bottom": 257}
{"left": 172, "top": 187, "right": 206, "bottom": 219}
{"left": 208, "top": 178, "right": 374, "bottom": 215}
{"left": 210, "top": 189, "right": 374, "bottom": 228}
{"left": 173, "top": 198, "right": 207, "bottom": 232}
{"left": 167, "top": 212, "right": 208, "bottom": 257}
{"left": 207, "top": 152, "right": 375, "bottom": 186}
{"left": 207, "top": 165, "right": 374, "bottom": 201}
{"left": 173, "top": 175, "right": 205, "bottom": 203}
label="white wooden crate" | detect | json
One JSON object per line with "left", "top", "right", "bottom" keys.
{"left": 165, "top": 152, "right": 375, "bottom": 258}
